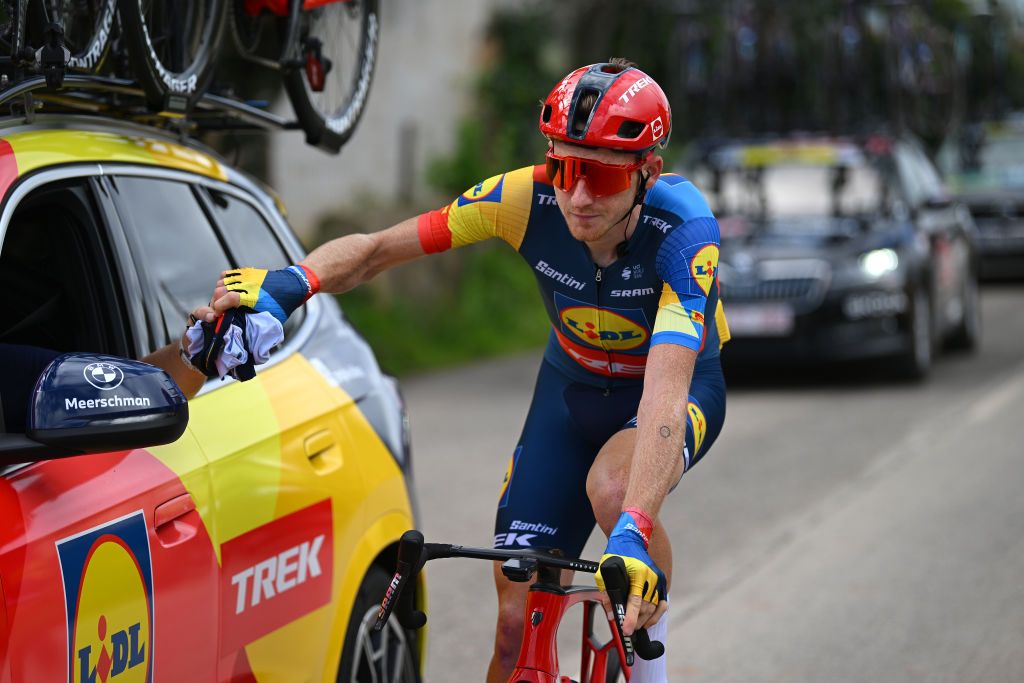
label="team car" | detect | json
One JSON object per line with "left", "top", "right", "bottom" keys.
{"left": 940, "top": 117, "right": 1024, "bottom": 279}
{"left": 0, "top": 117, "right": 422, "bottom": 682}
{"left": 682, "top": 135, "right": 980, "bottom": 378}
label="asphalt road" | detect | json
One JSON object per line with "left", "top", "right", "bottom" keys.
{"left": 402, "top": 284, "right": 1024, "bottom": 682}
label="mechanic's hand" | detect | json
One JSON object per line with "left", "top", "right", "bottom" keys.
{"left": 212, "top": 265, "right": 320, "bottom": 325}
{"left": 596, "top": 510, "right": 667, "bottom": 636}
{"left": 190, "top": 303, "right": 217, "bottom": 326}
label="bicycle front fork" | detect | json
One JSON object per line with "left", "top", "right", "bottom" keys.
{"left": 508, "top": 587, "right": 629, "bottom": 683}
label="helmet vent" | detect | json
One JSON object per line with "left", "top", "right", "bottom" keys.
{"left": 617, "top": 120, "right": 644, "bottom": 139}
{"left": 571, "top": 88, "right": 600, "bottom": 134}
{"left": 541, "top": 104, "right": 552, "bottom": 123}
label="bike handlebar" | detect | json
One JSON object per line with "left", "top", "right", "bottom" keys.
{"left": 374, "top": 530, "right": 664, "bottom": 663}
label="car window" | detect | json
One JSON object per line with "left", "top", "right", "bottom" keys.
{"left": 111, "top": 176, "right": 232, "bottom": 347}
{"left": 893, "top": 145, "right": 926, "bottom": 207}
{"left": 909, "top": 146, "right": 945, "bottom": 200}
{"left": 0, "top": 179, "right": 129, "bottom": 355}
{"left": 203, "top": 188, "right": 290, "bottom": 270}
{"left": 201, "top": 187, "right": 306, "bottom": 340}
{"left": 917, "top": 151, "right": 946, "bottom": 200}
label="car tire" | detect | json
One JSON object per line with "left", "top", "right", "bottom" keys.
{"left": 946, "top": 272, "right": 981, "bottom": 352}
{"left": 894, "top": 286, "right": 933, "bottom": 380}
{"left": 336, "top": 566, "right": 421, "bottom": 683}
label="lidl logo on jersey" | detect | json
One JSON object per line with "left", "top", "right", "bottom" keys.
{"left": 458, "top": 174, "right": 505, "bottom": 206}
{"left": 688, "top": 400, "right": 708, "bottom": 456}
{"left": 498, "top": 446, "right": 522, "bottom": 509}
{"left": 555, "top": 292, "right": 651, "bottom": 351}
{"left": 57, "top": 511, "right": 154, "bottom": 683}
{"left": 690, "top": 244, "right": 719, "bottom": 295}
{"left": 558, "top": 308, "right": 649, "bottom": 351}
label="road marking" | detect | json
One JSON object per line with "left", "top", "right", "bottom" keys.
{"left": 966, "top": 363, "right": 1024, "bottom": 425}
{"left": 668, "top": 357, "right": 1024, "bottom": 629}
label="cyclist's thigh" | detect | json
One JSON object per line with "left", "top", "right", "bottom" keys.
{"left": 495, "top": 362, "right": 604, "bottom": 559}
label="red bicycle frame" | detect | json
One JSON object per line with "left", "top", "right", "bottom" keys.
{"left": 375, "top": 532, "right": 660, "bottom": 683}
{"left": 510, "top": 585, "right": 631, "bottom": 682}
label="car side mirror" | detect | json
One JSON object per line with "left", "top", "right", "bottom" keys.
{"left": 0, "top": 353, "right": 188, "bottom": 465}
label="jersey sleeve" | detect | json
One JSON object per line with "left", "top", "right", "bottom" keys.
{"left": 652, "top": 215, "right": 722, "bottom": 351}
{"left": 417, "top": 166, "right": 534, "bottom": 254}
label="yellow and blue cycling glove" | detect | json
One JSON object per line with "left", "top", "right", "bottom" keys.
{"left": 596, "top": 508, "right": 666, "bottom": 606}
{"left": 222, "top": 265, "right": 320, "bottom": 325}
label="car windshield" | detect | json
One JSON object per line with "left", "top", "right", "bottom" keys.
{"left": 942, "top": 125, "right": 1024, "bottom": 194}
{"left": 687, "top": 144, "right": 891, "bottom": 230}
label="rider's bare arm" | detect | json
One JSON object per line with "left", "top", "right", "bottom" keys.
{"left": 301, "top": 216, "right": 426, "bottom": 294}
{"left": 623, "top": 343, "right": 697, "bottom": 517}
{"left": 210, "top": 216, "right": 426, "bottom": 314}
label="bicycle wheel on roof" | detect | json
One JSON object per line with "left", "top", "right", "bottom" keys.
{"left": 55, "top": 0, "right": 118, "bottom": 73}
{"left": 283, "top": 0, "right": 378, "bottom": 154}
{"left": 118, "top": 0, "right": 225, "bottom": 111}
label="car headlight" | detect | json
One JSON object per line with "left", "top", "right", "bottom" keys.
{"left": 859, "top": 248, "right": 900, "bottom": 278}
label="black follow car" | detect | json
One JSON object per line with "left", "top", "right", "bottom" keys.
{"left": 940, "top": 118, "right": 1024, "bottom": 279}
{"left": 684, "top": 136, "right": 980, "bottom": 378}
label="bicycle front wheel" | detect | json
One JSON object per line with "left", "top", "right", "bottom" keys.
{"left": 283, "top": 0, "right": 379, "bottom": 153}
{"left": 118, "top": 0, "right": 226, "bottom": 110}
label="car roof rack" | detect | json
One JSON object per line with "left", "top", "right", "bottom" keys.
{"left": 0, "top": 74, "right": 301, "bottom": 136}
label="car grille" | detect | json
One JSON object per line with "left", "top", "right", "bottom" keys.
{"left": 721, "top": 278, "right": 822, "bottom": 304}
{"left": 971, "top": 204, "right": 1024, "bottom": 220}
{"left": 719, "top": 258, "right": 831, "bottom": 311}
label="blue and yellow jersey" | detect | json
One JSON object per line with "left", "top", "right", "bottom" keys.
{"left": 417, "top": 165, "right": 729, "bottom": 384}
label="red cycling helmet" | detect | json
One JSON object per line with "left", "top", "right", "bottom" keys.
{"left": 539, "top": 62, "right": 671, "bottom": 153}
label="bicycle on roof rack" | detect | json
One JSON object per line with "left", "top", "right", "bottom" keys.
{"left": 0, "top": 0, "right": 378, "bottom": 155}
{"left": 117, "top": 0, "right": 227, "bottom": 112}
{"left": 0, "top": 0, "right": 117, "bottom": 88}
{"left": 0, "top": 0, "right": 224, "bottom": 111}
{"left": 376, "top": 530, "right": 665, "bottom": 683}
{"left": 228, "top": 0, "right": 379, "bottom": 153}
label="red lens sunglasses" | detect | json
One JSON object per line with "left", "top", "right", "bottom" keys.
{"left": 545, "top": 150, "right": 649, "bottom": 197}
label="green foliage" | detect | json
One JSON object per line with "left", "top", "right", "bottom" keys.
{"left": 336, "top": 243, "right": 549, "bottom": 376}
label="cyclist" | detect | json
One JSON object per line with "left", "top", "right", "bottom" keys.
{"left": 209, "top": 59, "right": 727, "bottom": 683}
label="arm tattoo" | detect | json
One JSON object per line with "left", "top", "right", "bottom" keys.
{"left": 659, "top": 425, "right": 672, "bottom": 438}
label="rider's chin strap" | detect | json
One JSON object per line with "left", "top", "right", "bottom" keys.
{"left": 615, "top": 168, "right": 650, "bottom": 257}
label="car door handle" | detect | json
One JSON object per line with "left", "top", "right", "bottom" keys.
{"left": 154, "top": 493, "right": 198, "bottom": 548}
{"left": 304, "top": 429, "right": 341, "bottom": 474}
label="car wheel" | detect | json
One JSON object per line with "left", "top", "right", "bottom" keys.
{"left": 337, "top": 566, "right": 421, "bottom": 683}
{"left": 946, "top": 272, "right": 981, "bottom": 352}
{"left": 894, "top": 287, "right": 933, "bottom": 380}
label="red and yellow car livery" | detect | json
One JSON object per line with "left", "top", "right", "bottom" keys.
{"left": 0, "top": 120, "right": 423, "bottom": 682}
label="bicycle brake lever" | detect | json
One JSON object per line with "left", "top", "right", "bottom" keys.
{"left": 598, "top": 557, "right": 666, "bottom": 664}
{"left": 374, "top": 530, "right": 427, "bottom": 632}
{"left": 599, "top": 556, "right": 635, "bottom": 667}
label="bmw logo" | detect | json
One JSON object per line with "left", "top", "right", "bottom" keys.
{"left": 83, "top": 362, "right": 124, "bottom": 391}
